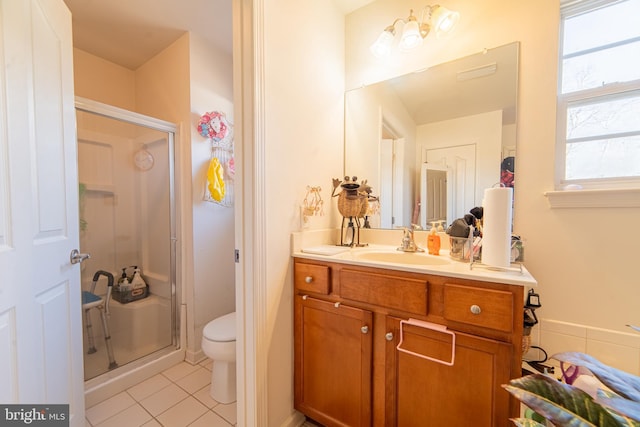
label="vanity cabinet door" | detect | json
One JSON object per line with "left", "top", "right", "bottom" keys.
{"left": 385, "top": 317, "right": 513, "bottom": 427}
{"left": 294, "top": 295, "right": 373, "bottom": 427}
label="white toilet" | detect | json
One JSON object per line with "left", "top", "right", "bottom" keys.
{"left": 201, "top": 311, "right": 236, "bottom": 403}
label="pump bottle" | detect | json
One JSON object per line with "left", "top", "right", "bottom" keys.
{"left": 131, "top": 266, "right": 147, "bottom": 290}
{"left": 117, "top": 268, "right": 130, "bottom": 291}
{"left": 427, "top": 222, "right": 441, "bottom": 255}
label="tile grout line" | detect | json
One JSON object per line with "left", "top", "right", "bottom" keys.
{"left": 87, "top": 361, "right": 235, "bottom": 427}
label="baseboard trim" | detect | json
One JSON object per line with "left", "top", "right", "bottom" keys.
{"left": 185, "top": 348, "right": 206, "bottom": 365}
{"left": 279, "top": 410, "right": 306, "bottom": 427}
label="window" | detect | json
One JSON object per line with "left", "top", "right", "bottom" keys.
{"left": 557, "top": 0, "right": 640, "bottom": 189}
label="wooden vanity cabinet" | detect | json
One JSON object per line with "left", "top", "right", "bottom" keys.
{"left": 293, "top": 258, "right": 524, "bottom": 427}
{"left": 385, "top": 317, "right": 513, "bottom": 427}
{"left": 294, "top": 295, "right": 373, "bottom": 427}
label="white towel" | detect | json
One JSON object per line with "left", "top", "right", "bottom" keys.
{"left": 301, "top": 246, "right": 349, "bottom": 256}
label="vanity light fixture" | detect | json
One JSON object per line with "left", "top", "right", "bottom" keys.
{"left": 370, "top": 5, "right": 460, "bottom": 58}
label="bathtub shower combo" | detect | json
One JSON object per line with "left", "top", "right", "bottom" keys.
{"left": 75, "top": 98, "right": 179, "bottom": 382}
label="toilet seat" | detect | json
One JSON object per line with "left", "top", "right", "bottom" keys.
{"left": 203, "top": 311, "right": 235, "bottom": 342}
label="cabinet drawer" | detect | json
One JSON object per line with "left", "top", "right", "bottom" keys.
{"left": 443, "top": 284, "right": 513, "bottom": 332}
{"left": 340, "top": 269, "right": 427, "bottom": 315}
{"left": 294, "top": 263, "right": 330, "bottom": 294}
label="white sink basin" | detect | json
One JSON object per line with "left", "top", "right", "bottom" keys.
{"left": 353, "top": 250, "right": 451, "bottom": 266}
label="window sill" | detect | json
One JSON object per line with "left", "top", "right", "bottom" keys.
{"left": 544, "top": 188, "right": 640, "bottom": 208}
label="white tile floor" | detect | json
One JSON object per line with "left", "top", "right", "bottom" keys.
{"left": 85, "top": 360, "right": 236, "bottom": 427}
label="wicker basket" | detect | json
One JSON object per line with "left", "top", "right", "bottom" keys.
{"left": 337, "top": 192, "right": 365, "bottom": 218}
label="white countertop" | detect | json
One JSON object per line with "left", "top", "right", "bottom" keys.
{"left": 293, "top": 244, "right": 537, "bottom": 287}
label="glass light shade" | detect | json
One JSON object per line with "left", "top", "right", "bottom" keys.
{"left": 431, "top": 6, "right": 460, "bottom": 37}
{"left": 370, "top": 29, "right": 395, "bottom": 58}
{"left": 399, "top": 19, "right": 423, "bottom": 51}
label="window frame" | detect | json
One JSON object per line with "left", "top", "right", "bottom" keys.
{"left": 556, "top": 0, "right": 640, "bottom": 190}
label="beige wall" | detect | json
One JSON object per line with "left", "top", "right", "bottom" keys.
{"left": 135, "top": 35, "right": 191, "bottom": 124}
{"left": 187, "top": 33, "right": 236, "bottom": 358}
{"left": 262, "top": 0, "right": 345, "bottom": 424}
{"left": 345, "top": 0, "right": 640, "bottom": 373}
{"left": 73, "top": 49, "right": 135, "bottom": 110}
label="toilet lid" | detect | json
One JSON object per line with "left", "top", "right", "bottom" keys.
{"left": 203, "top": 311, "right": 236, "bottom": 342}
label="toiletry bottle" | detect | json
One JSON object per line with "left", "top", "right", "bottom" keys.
{"left": 116, "top": 268, "right": 128, "bottom": 291}
{"left": 119, "top": 276, "right": 131, "bottom": 292}
{"left": 427, "top": 223, "right": 441, "bottom": 255}
{"left": 131, "top": 266, "right": 147, "bottom": 290}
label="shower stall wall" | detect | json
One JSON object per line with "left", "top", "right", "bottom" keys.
{"left": 75, "top": 98, "right": 179, "bottom": 381}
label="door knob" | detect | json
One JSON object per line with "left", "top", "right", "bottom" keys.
{"left": 70, "top": 249, "right": 91, "bottom": 264}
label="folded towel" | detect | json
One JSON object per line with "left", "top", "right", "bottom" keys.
{"left": 302, "top": 246, "right": 349, "bottom": 256}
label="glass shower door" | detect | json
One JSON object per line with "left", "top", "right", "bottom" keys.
{"left": 76, "top": 103, "right": 177, "bottom": 381}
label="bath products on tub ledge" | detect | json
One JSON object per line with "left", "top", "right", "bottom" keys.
{"left": 112, "top": 266, "right": 149, "bottom": 304}
{"left": 117, "top": 268, "right": 131, "bottom": 292}
{"left": 131, "top": 266, "right": 147, "bottom": 290}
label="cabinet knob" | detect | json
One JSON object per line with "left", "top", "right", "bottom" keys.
{"left": 470, "top": 304, "right": 482, "bottom": 315}
{"left": 385, "top": 332, "right": 394, "bottom": 341}
{"left": 304, "top": 276, "right": 313, "bottom": 283}
{"left": 361, "top": 326, "right": 369, "bottom": 334}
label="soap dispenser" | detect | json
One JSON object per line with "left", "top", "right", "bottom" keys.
{"left": 117, "top": 268, "right": 129, "bottom": 291}
{"left": 119, "top": 275, "right": 131, "bottom": 292}
{"left": 427, "top": 222, "right": 441, "bottom": 256}
{"left": 131, "top": 266, "right": 147, "bottom": 290}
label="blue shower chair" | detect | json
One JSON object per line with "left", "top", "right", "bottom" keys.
{"left": 82, "top": 270, "right": 118, "bottom": 370}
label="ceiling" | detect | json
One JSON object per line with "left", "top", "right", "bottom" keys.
{"left": 63, "top": 0, "right": 233, "bottom": 70}
{"left": 62, "top": 0, "right": 374, "bottom": 71}
{"left": 389, "top": 42, "right": 519, "bottom": 125}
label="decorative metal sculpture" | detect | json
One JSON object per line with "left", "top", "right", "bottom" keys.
{"left": 332, "top": 176, "right": 377, "bottom": 246}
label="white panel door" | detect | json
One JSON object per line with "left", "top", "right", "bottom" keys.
{"left": 424, "top": 144, "right": 476, "bottom": 221}
{"left": 0, "top": 0, "right": 84, "bottom": 424}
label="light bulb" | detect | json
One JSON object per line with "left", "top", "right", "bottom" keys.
{"left": 399, "top": 19, "right": 423, "bottom": 51}
{"left": 431, "top": 6, "right": 460, "bottom": 37}
{"left": 370, "top": 28, "right": 395, "bottom": 58}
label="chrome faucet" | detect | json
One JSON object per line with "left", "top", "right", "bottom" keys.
{"left": 397, "top": 227, "right": 424, "bottom": 252}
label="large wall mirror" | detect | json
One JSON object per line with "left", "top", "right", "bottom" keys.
{"left": 344, "top": 41, "right": 519, "bottom": 230}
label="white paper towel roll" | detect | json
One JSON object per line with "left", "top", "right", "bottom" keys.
{"left": 482, "top": 187, "right": 513, "bottom": 268}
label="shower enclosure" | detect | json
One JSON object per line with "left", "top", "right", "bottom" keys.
{"left": 75, "top": 98, "right": 178, "bottom": 381}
